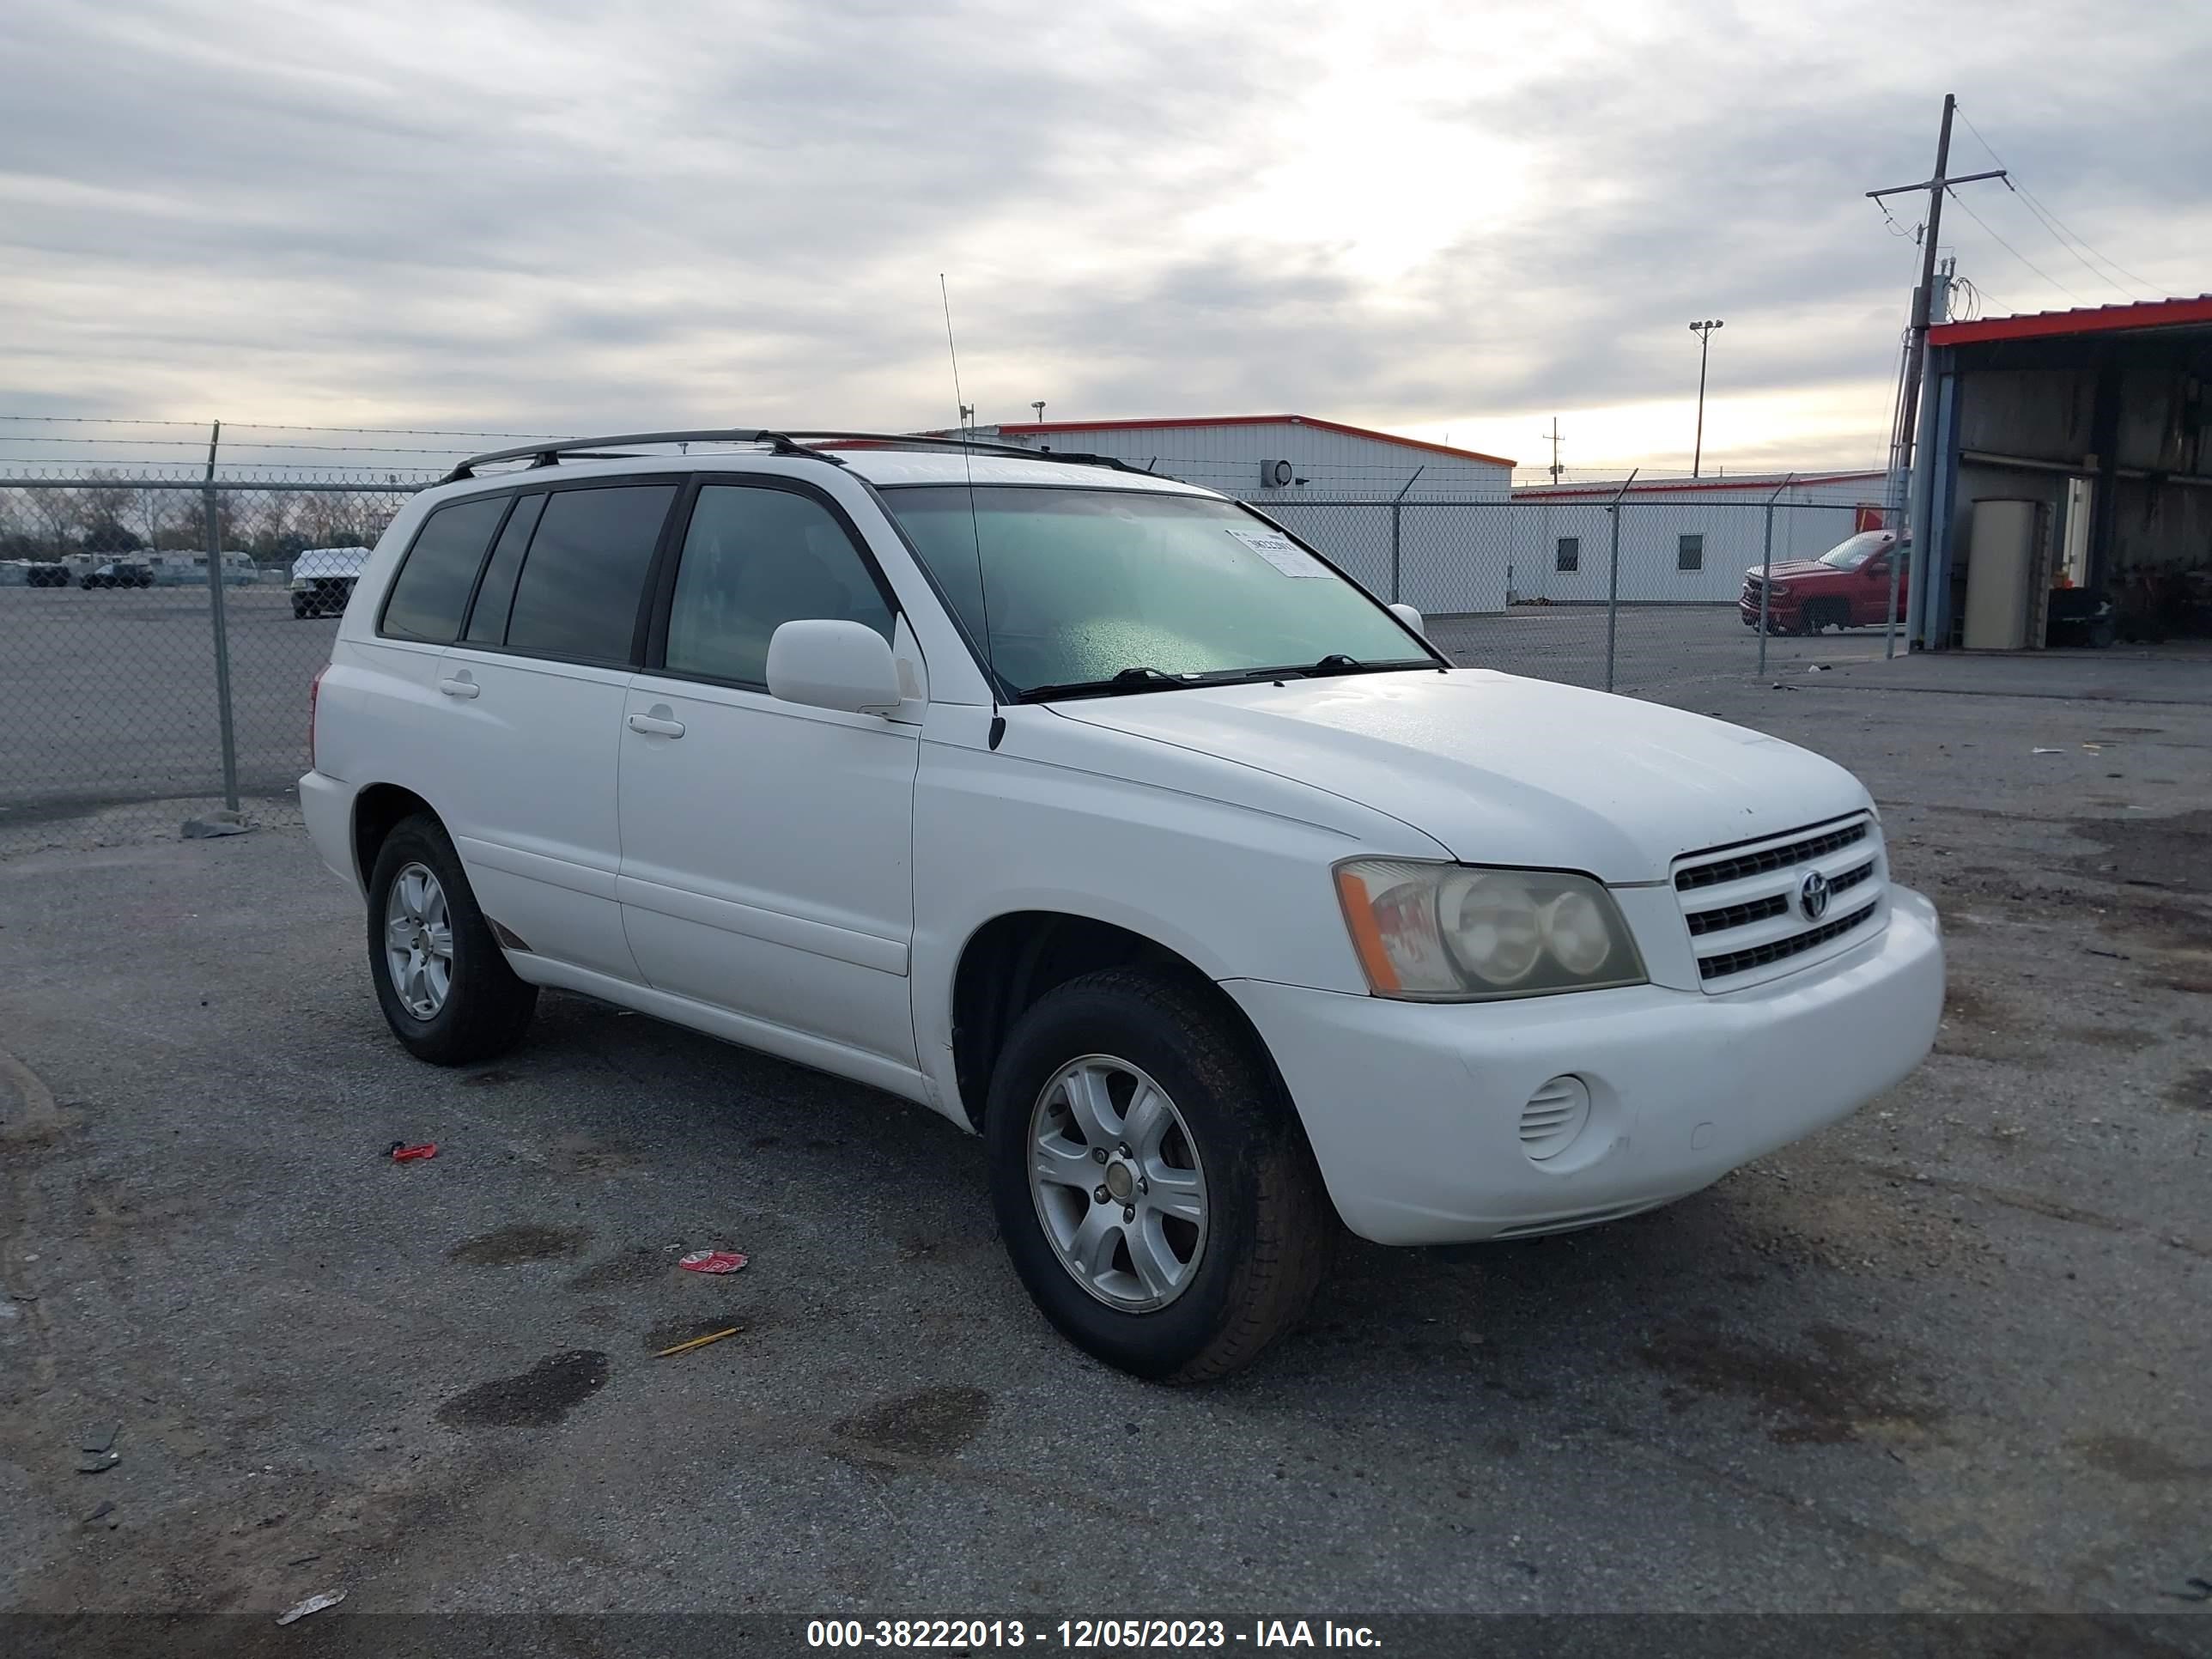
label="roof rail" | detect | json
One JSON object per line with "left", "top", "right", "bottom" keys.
{"left": 441, "top": 428, "right": 842, "bottom": 483}
{"left": 440, "top": 428, "right": 1142, "bottom": 484}
{"left": 782, "top": 431, "right": 1140, "bottom": 472}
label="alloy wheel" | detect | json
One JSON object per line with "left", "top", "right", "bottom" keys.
{"left": 1027, "top": 1054, "right": 1210, "bottom": 1312}
{"left": 383, "top": 862, "right": 454, "bottom": 1019}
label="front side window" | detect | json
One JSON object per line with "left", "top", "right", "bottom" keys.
{"left": 503, "top": 484, "right": 676, "bottom": 664}
{"left": 663, "top": 485, "right": 894, "bottom": 686}
{"left": 878, "top": 486, "right": 1430, "bottom": 699}
{"left": 380, "top": 496, "right": 507, "bottom": 643}
{"left": 1677, "top": 533, "right": 1704, "bottom": 572}
{"left": 1556, "top": 536, "right": 1579, "bottom": 573}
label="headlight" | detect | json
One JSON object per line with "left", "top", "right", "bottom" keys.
{"left": 1765, "top": 582, "right": 1790, "bottom": 596}
{"left": 1333, "top": 860, "right": 1647, "bottom": 1000}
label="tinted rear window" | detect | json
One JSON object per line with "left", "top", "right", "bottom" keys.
{"left": 504, "top": 484, "right": 676, "bottom": 664}
{"left": 380, "top": 497, "right": 507, "bottom": 643}
{"left": 462, "top": 491, "right": 546, "bottom": 647}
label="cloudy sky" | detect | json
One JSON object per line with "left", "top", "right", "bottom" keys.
{"left": 3, "top": 0, "right": 2207, "bottom": 478}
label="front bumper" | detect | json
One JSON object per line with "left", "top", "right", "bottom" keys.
{"left": 1739, "top": 596, "right": 1795, "bottom": 626}
{"left": 1224, "top": 886, "right": 1943, "bottom": 1245}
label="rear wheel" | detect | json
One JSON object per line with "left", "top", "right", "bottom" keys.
{"left": 986, "top": 967, "right": 1333, "bottom": 1382}
{"left": 367, "top": 814, "right": 537, "bottom": 1065}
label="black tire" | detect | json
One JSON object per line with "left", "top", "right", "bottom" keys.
{"left": 986, "top": 967, "right": 1333, "bottom": 1382}
{"left": 366, "top": 812, "right": 537, "bottom": 1065}
{"left": 293, "top": 598, "right": 310, "bottom": 619}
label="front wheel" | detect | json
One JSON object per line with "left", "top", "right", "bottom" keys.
{"left": 367, "top": 814, "right": 537, "bottom": 1065}
{"left": 986, "top": 968, "right": 1333, "bottom": 1382}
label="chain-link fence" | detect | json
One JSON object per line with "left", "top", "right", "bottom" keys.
{"left": 0, "top": 467, "right": 1897, "bottom": 855}
{"left": 1264, "top": 494, "right": 1900, "bottom": 696}
{"left": 0, "top": 470, "right": 419, "bottom": 852}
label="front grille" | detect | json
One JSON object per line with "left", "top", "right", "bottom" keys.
{"left": 1672, "top": 815, "right": 1887, "bottom": 990}
{"left": 1829, "top": 859, "right": 1875, "bottom": 898}
{"left": 1698, "top": 900, "right": 1879, "bottom": 981}
{"left": 1686, "top": 892, "right": 1788, "bottom": 937}
{"left": 1675, "top": 822, "right": 1868, "bottom": 892}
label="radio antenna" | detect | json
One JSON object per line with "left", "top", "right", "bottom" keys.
{"left": 940, "top": 274, "right": 1004, "bottom": 750}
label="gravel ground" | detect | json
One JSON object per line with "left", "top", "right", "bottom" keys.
{"left": 2, "top": 653, "right": 2208, "bottom": 1630}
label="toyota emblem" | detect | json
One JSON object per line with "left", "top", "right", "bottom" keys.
{"left": 1799, "top": 869, "right": 1832, "bottom": 921}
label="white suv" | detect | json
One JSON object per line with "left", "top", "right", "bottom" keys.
{"left": 301, "top": 429, "right": 1944, "bottom": 1380}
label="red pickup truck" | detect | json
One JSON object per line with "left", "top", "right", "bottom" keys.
{"left": 1740, "top": 531, "right": 1909, "bottom": 634}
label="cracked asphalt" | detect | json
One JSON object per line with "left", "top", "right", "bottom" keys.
{"left": 2, "top": 651, "right": 2209, "bottom": 1628}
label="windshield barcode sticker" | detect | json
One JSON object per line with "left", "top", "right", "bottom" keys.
{"left": 1224, "top": 527, "right": 1327, "bottom": 577}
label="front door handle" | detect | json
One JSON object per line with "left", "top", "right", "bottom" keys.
{"left": 628, "top": 708, "right": 685, "bottom": 738}
{"left": 438, "top": 675, "right": 480, "bottom": 700}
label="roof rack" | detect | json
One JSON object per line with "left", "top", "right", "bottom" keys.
{"left": 441, "top": 428, "right": 1142, "bottom": 484}
{"left": 441, "top": 428, "right": 839, "bottom": 483}
{"left": 783, "top": 431, "right": 1140, "bottom": 472}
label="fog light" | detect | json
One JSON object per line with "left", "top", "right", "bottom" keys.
{"left": 1519, "top": 1075, "right": 1591, "bottom": 1162}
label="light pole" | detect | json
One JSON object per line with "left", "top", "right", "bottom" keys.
{"left": 1030, "top": 400, "right": 1046, "bottom": 424}
{"left": 1689, "top": 319, "right": 1723, "bottom": 477}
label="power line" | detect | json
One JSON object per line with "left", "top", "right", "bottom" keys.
{"left": 1946, "top": 185, "right": 2093, "bottom": 307}
{"left": 1954, "top": 107, "right": 2167, "bottom": 300}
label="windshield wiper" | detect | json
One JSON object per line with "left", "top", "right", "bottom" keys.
{"left": 1015, "top": 665, "right": 1202, "bottom": 703}
{"left": 1018, "top": 655, "right": 1437, "bottom": 703}
{"left": 1237, "top": 654, "right": 1436, "bottom": 682}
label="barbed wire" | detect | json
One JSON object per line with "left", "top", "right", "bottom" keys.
{"left": 0, "top": 415, "right": 561, "bottom": 439}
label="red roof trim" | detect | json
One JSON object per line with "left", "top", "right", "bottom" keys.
{"left": 989, "top": 414, "right": 1516, "bottom": 468}
{"left": 1929, "top": 294, "right": 2212, "bottom": 348}
{"left": 1514, "top": 471, "right": 1887, "bottom": 500}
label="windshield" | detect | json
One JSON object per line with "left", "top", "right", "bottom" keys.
{"left": 879, "top": 485, "right": 1432, "bottom": 697}
{"left": 1817, "top": 532, "right": 1896, "bottom": 571}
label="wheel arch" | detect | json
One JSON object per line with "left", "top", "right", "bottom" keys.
{"left": 948, "top": 909, "right": 1290, "bottom": 1135}
{"left": 350, "top": 782, "right": 439, "bottom": 889}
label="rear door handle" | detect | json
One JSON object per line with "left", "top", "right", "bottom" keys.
{"left": 438, "top": 676, "right": 479, "bottom": 700}
{"left": 628, "top": 710, "right": 685, "bottom": 738}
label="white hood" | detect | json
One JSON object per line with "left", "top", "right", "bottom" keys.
{"left": 1050, "top": 669, "right": 1869, "bottom": 884}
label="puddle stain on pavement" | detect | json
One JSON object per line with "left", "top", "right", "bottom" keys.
{"left": 437, "top": 1351, "right": 611, "bottom": 1428}
{"left": 1640, "top": 1322, "right": 1942, "bottom": 1445}
{"left": 447, "top": 1224, "right": 592, "bottom": 1267}
{"left": 834, "top": 1385, "right": 992, "bottom": 1460}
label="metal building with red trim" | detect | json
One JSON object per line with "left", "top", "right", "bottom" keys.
{"left": 1911, "top": 295, "right": 2212, "bottom": 649}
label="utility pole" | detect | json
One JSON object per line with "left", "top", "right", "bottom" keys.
{"left": 1689, "top": 320, "right": 1723, "bottom": 476}
{"left": 1542, "top": 416, "right": 1563, "bottom": 483}
{"left": 1868, "top": 94, "right": 2005, "bottom": 498}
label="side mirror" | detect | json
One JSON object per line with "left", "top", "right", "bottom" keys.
{"left": 1389, "top": 602, "right": 1426, "bottom": 637}
{"left": 766, "top": 619, "right": 903, "bottom": 716}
